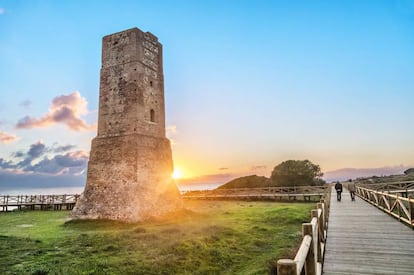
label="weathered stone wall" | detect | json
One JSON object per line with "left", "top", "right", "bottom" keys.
{"left": 72, "top": 28, "right": 181, "bottom": 222}
{"left": 98, "top": 28, "right": 165, "bottom": 138}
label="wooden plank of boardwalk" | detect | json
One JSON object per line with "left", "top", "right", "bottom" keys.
{"left": 323, "top": 188, "right": 414, "bottom": 275}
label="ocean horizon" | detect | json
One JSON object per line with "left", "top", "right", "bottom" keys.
{"left": 0, "top": 182, "right": 223, "bottom": 196}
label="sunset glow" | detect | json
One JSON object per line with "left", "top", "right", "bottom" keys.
{"left": 0, "top": 1, "right": 413, "bottom": 192}
{"left": 172, "top": 168, "right": 182, "bottom": 180}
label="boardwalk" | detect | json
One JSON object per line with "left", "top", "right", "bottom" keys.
{"left": 0, "top": 194, "right": 79, "bottom": 211}
{"left": 182, "top": 185, "right": 328, "bottom": 202}
{"left": 323, "top": 188, "right": 414, "bottom": 274}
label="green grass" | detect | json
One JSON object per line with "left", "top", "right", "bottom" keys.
{"left": 0, "top": 201, "right": 314, "bottom": 275}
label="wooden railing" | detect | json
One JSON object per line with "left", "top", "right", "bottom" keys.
{"left": 182, "top": 185, "right": 329, "bottom": 201}
{"left": 357, "top": 180, "right": 414, "bottom": 196}
{"left": 356, "top": 186, "right": 414, "bottom": 228}
{"left": 276, "top": 188, "right": 331, "bottom": 275}
{"left": 0, "top": 194, "right": 80, "bottom": 211}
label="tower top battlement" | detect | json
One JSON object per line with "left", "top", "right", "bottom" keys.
{"left": 101, "top": 28, "right": 162, "bottom": 73}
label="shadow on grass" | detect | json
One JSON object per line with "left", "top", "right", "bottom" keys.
{"left": 64, "top": 208, "right": 201, "bottom": 229}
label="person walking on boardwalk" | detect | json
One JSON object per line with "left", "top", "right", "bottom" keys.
{"left": 348, "top": 179, "right": 356, "bottom": 201}
{"left": 335, "top": 181, "right": 343, "bottom": 201}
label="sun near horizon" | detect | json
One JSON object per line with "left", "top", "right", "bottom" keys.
{"left": 172, "top": 168, "right": 182, "bottom": 180}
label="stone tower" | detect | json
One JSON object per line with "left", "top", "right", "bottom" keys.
{"left": 72, "top": 27, "right": 182, "bottom": 222}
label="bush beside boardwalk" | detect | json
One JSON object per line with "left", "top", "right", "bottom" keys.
{"left": 0, "top": 201, "right": 313, "bottom": 274}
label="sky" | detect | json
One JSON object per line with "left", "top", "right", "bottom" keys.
{"left": 1, "top": 0, "right": 414, "bottom": 191}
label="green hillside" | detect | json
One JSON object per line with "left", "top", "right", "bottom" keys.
{"left": 218, "top": 175, "right": 271, "bottom": 189}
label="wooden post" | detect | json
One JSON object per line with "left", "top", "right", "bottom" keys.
{"left": 397, "top": 194, "right": 401, "bottom": 221}
{"left": 311, "top": 209, "right": 322, "bottom": 263}
{"left": 324, "top": 199, "right": 328, "bottom": 230}
{"left": 303, "top": 223, "right": 316, "bottom": 275}
{"left": 325, "top": 190, "right": 330, "bottom": 225}
{"left": 277, "top": 259, "right": 297, "bottom": 275}
{"left": 311, "top": 209, "right": 318, "bottom": 219}
{"left": 317, "top": 203, "right": 325, "bottom": 242}
{"left": 409, "top": 196, "right": 413, "bottom": 228}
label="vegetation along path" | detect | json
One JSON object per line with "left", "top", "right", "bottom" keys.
{"left": 323, "top": 188, "right": 414, "bottom": 274}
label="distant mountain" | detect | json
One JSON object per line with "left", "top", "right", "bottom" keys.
{"left": 323, "top": 165, "right": 411, "bottom": 182}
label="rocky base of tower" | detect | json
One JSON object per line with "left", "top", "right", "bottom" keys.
{"left": 71, "top": 134, "right": 182, "bottom": 222}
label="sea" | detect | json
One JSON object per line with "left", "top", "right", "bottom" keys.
{"left": 0, "top": 183, "right": 222, "bottom": 212}
{"left": 0, "top": 182, "right": 222, "bottom": 196}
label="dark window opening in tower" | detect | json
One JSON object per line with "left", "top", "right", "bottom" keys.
{"left": 150, "top": 80, "right": 153, "bottom": 87}
{"left": 150, "top": 109, "right": 155, "bottom": 122}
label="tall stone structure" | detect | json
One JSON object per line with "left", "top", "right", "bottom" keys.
{"left": 72, "top": 27, "right": 182, "bottom": 222}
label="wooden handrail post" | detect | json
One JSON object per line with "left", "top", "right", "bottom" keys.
{"left": 311, "top": 209, "right": 322, "bottom": 263}
{"left": 397, "top": 194, "right": 401, "bottom": 221}
{"left": 277, "top": 259, "right": 297, "bottom": 275}
{"left": 303, "top": 223, "right": 316, "bottom": 275}
{"left": 317, "top": 203, "right": 325, "bottom": 241}
{"left": 320, "top": 198, "right": 328, "bottom": 229}
{"left": 311, "top": 209, "right": 318, "bottom": 219}
{"left": 409, "top": 196, "right": 414, "bottom": 228}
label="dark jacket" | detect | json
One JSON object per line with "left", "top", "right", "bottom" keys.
{"left": 335, "top": 182, "right": 343, "bottom": 192}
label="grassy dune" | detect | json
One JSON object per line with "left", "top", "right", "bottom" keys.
{"left": 0, "top": 201, "right": 313, "bottom": 274}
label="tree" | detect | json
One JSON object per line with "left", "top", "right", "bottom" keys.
{"left": 270, "top": 160, "right": 324, "bottom": 187}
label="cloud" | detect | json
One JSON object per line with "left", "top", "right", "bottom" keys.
{"left": 29, "top": 151, "right": 88, "bottom": 175}
{"left": 13, "top": 142, "right": 77, "bottom": 158}
{"left": 19, "top": 100, "right": 32, "bottom": 109}
{"left": 250, "top": 165, "right": 267, "bottom": 171}
{"left": 219, "top": 167, "right": 229, "bottom": 170}
{"left": 0, "top": 169, "right": 86, "bottom": 192}
{"left": 16, "top": 91, "right": 95, "bottom": 131}
{"left": 323, "top": 165, "right": 412, "bottom": 182}
{"left": 0, "top": 131, "right": 19, "bottom": 144}
{"left": 12, "top": 151, "right": 25, "bottom": 158}
{"left": 0, "top": 158, "right": 15, "bottom": 169}
{"left": 50, "top": 143, "right": 77, "bottom": 153}
{"left": 176, "top": 173, "right": 234, "bottom": 186}
{"left": 28, "top": 141, "right": 47, "bottom": 158}
{"left": 166, "top": 125, "right": 177, "bottom": 134}
{"left": 0, "top": 141, "right": 88, "bottom": 177}
{"left": 13, "top": 141, "right": 47, "bottom": 168}
{"left": 0, "top": 8, "right": 4, "bottom": 15}
{"left": 166, "top": 125, "right": 178, "bottom": 145}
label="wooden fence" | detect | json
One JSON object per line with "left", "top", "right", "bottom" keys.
{"left": 356, "top": 180, "right": 414, "bottom": 197}
{"left": 276, "top": 188, "right": 331, "bottom": 275}
{"left": 182, "top": 185, "right": 329, "bottom": 201}
{"left": 356, "top": 186, "right": 414, "bottom": 228}
{"left": 0, "top": 194, "right": 80, "bottom": 212}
